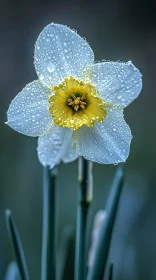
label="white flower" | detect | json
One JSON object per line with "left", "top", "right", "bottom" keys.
{"left": 6, "top": 23, "right": 142, "bottom": 168}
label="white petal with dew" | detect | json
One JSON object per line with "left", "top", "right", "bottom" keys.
{"left": 7, "top": 80, "right": 54, "bottom": 137}
{"left": 73, "top": 106, "right": 132, "bottom": 164}
{"left": 34, "top": 23, "right": 94, "bottom": 88}
{"left": 62, "top": 138, "right": 78, "bottom": 164}
{"left": 91, "top": 61, "right": 142, "bottom": 107}
{"left": 37, "top": 127, "right": 75, "bottom": 168}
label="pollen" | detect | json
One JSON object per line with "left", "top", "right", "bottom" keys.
{"left": 48, "top": 76, "right": 107, "bottom": 130}
{"left": 68, "top": 93, "right": 87, "bottom": 111}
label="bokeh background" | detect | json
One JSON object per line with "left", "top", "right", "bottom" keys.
{"left": 0, "top": 0, "right": 156, "bottom": 279}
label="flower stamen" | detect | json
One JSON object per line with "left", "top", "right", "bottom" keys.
{"left": 67, "top": 93, "right": 87, "bottom": 111}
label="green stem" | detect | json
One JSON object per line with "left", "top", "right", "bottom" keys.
{"left": 87, "top": 165, "right": 124, "bottom": 280}
{"left": 75, "top": 157, "right": 93, "bottom": 280}
{"left": 41, "top": 166, "right": 57, "bottom": 280}
{"left": 5, "top": 210, "right": 29, "bottom": 280}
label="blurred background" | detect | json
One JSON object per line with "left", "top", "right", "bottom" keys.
{"left": 0, "top": 0, "right": 156, "bottom": 279}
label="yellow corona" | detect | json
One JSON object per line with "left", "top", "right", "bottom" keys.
{"left": 49, "top": 76, "right": 107, "bottom": 130}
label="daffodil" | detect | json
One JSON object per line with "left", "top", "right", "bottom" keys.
{"left": 6, "top": 23, "right": 142, "bottom": 168}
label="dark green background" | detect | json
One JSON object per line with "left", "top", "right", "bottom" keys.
{"left": 0, "top": 0, "right": 156, "bottom": 279}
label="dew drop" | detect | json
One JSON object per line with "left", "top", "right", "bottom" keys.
{"left": 47, "top": 63, "right": 55, "bottom": 73}
{"left": 117, "top": 95, "right": 122, "bottom": 100}
{"left": 40, "top": 74, "right": 44, "bottom": 81}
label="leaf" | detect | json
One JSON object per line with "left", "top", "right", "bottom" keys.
{"left": 5, "top": 210, "right": 29, "bottom": 280}
{"left": 87, "top": 165, "right": 124, "bottom": 280}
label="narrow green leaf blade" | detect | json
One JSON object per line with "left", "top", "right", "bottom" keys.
{"left": 87, "top": 165, "right": 124, "bottom": 280}
{"left": 5, "top": 210, "right": 29, "bottom": 280}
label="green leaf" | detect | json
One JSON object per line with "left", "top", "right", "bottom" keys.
{"left": 5, "top": 210, "right": 29, "bottom": 280}
{"left": 87, "top": 165, "right": 124, "bottom": 280}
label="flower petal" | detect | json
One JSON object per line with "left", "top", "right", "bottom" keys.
{"left": 7, "top": 80, "right": 54, "bottom": 137}
{"left": 37, "top": 127, "right": 76, "bottom": 168}
{"left": 91, "top": 61, "right": 142, "bottom": 107}
{"left": 62, "top": 139, "right": 78, "bottom": 164}
{"left": 73, "top": 106, "right": 132, "bottom": 164}
{"left": 34, "top": 23, "right": 94, "bottom": 88}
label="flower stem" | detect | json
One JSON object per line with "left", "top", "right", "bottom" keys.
{"left": 87, "top": 165, "right": 124, "bottom": 280}
{"left": 5, "top": 210, "right": 29, "bottom": 280}
{"left": 75, "top": 157, "right": 93, "bottom": 280}
{"left": 41, "top": 166, "right": 57, "bottom": 280}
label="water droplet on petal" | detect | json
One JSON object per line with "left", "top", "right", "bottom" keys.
{"left": 47, "top": 62, "right": 55, "bottom": 73}
{"left": 117, "top": 95, "right": 122, "bottom": 100}
{"left": 40, "top": 74, "right": 44, "bottom": 81}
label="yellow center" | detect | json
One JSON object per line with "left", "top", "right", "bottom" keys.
{"left": 48, "top": 76, "right": 107, "bottom": 130}
{"left": 68, "top": 93, "right": 88, "bottom": 111}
